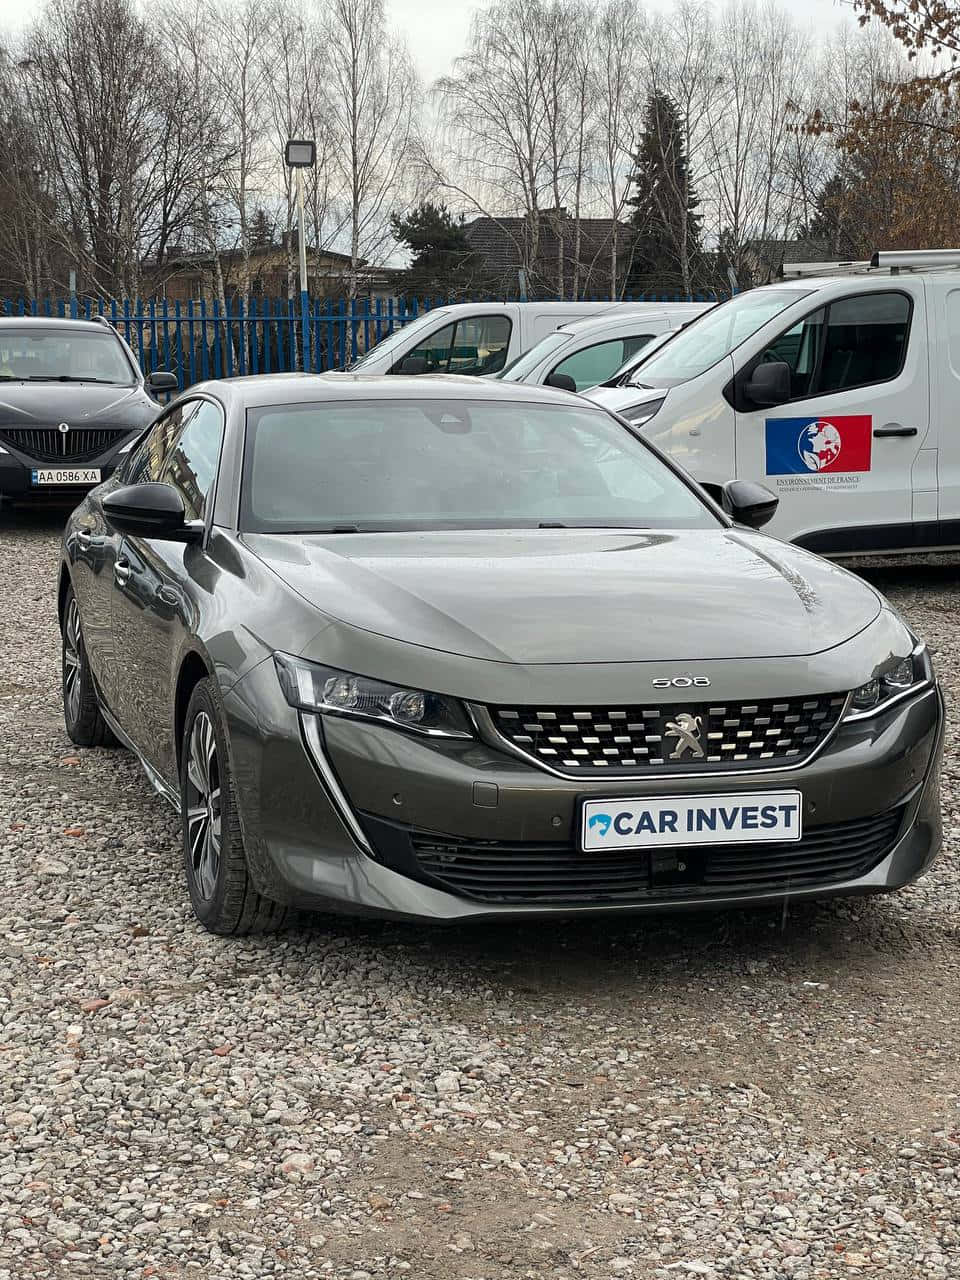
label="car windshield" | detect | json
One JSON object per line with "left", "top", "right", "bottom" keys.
{"left": 630, "top": 289, "right": 811, "bottom": 387}
{"left": 498, "top": 331, "right": 570, "bottom": 381}
{"left": 0, "top": 327, "right": 134, "bottom": 384}
{"left": 347, "top": 311, "right": 445, "bottom": 371}
{"left": 241, "top": 398, "right": 717, "bottom": 534}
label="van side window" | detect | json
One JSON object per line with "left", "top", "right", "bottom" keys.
{"left": 396, "top": 315, "right": 512, "bottom": 376}
{"left": 818, "top": 293, "right": 910, "bottom": 393}
{"left": 754, "top": 291, "right": 911, "bottom": 404}
{"left": 551, "top": 335, "right": 656, "bottom": 391}
{"left": 757, "top": 310, "right": 824, "bottom": 400}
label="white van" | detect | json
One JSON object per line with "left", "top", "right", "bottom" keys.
{"left": 584, "top": 251, "right": 960, "bottom": 557}
{"left": 496, "top": 303, "right": 710, "bottom": 391}
{"left": 346, "top": 301, "right": 700, "bottom": 378}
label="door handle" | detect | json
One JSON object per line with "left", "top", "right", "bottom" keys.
{"left": 156, "top": 585, "right": 179, "bottom": 606}
{"left": 874, "top": 425, "right": 918, "bottom": 438}
{"left": 114, "top": 559, "right": 131, "bottom": 586}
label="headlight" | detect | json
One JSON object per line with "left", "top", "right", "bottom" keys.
{"left": 117, "top": 432, "right": 144, "bottom": 454}
{"left": 846, "top": 642, "right": 933, "bottom": 718}
{"left": 273, "top": 653, "right": 473, "bottom": 739}
{"left": 622, "top": 398, "right": 665, "bottom": 427}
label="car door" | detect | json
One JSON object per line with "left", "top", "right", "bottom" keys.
{"left": 75, "top": 403, "right": 195, "bottom": 710}
{"left": 733, "top": 283, "right": 929, "bottom": 549}
{"left": 67, "top": 490, "right": 122, "bottom": 708}
{"left": 110, "top": 399, "right": 224, "bottom": 777}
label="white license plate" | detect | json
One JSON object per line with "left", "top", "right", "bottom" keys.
{"left": 581, "top": 791, "right": 802, "bottom": 852}
{"left": 31, "top": 468, "right": 101, "bottom": 486}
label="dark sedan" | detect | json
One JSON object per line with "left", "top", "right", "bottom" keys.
{"left": 0, "top": 317, "right": 176, "bottom": 504}
{"left": 58, "top": 374, "right": 943, "bottom": 933}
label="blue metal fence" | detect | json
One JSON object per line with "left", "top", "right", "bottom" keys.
{"left": 0, "top": 292, "right": 718, "bottom": 391}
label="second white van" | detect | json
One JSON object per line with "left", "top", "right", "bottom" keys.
{"left": 346, "top": 301, "right": 705, "bottom": 378}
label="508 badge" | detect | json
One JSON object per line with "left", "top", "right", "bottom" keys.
{"left": 652, "top": 676, "right": 711, "bottom": 689}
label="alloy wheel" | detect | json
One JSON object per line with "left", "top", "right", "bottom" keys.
{"left": 184, "top": 711, "right": 222, "bottom": 901}
{"left": 63, "top": 597, "right": 83, "bottom": 725}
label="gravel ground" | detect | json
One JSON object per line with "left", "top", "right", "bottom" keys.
{"left": 1, "top": 509, "right": 958, "bottom": 1280}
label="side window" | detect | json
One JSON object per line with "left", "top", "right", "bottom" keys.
{"left": 757, "top": 309, "right": 824, "bottom": 400}
{"left": 398, "top": 322, "right": 455, "bottom": 374}
{"left": 159, "top": 401, "right": 224, "bottom": 522}
{"left": 447, "top": 315, "right": 512, "bottom": 375}
{"left": 552, "top": 336, "right": 656, "bottom": 392}
{"left": 125, "top": 401, "right": 200, "bottom": 484}
{"left": 817, "top": 292, "right": 911, "bottom": 393}
{"left": 751, "top": 291, "right": 911, "bottom": 404}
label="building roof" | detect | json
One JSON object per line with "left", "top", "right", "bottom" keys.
{"left": 462, "top": 213, "right": 636, "bottom": 289}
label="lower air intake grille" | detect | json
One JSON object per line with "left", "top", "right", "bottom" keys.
{"left": 402, "top": 808, "right": 904, "bottom": 904}
{"left": 490, "top": 693, "right": 847, "bottom": 775}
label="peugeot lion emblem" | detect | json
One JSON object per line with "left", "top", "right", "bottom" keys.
{"left": 58, "top": 422, "right": 70, "bottom": 456}
{"left": 664, "top": 712, "right": 705, "bottom": 760}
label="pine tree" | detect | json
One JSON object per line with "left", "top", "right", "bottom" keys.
{"left": 389, "top": 202, "right": 489, "bottom": 300}
{"left": 249, "top": 207, "right": 274, "bottom": 249}
{"left": 626, "top": 92, "right": 704, "bottom": 296}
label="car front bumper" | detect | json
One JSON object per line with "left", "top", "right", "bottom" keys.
{"left": 0, "top": 448, "right": 125, "bottom": 500}
{"left": 222, "top": 660, "right": 944, "bottom": 921}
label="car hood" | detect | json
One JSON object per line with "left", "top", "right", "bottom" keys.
{"left": 244, "top": 528, "right": 882, "bottom": 664}
{"left": 0, "top": 382, "right": 155, "bottom": 427}
{"left": 582, "top": 383, "right": 672, "bottom": 413}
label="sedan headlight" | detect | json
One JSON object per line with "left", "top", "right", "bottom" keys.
{"left": 274, "top": 653, "right": 473, "bottom": 739}
{"left": 622, "top": 397, "right": 665, "bottom": 427}
{"left": 847, "top": 642, "right": 933, "bottom": 718}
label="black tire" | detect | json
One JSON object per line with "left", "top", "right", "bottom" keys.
{"left": 180, "top": 678, "right": 287, "bottom": 935}
{"left": 61, "top": 585, "right": 118, "bottom": 748}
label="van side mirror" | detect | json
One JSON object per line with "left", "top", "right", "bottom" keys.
{"left": 545, "top": 371, "right": 577, "bottom": 393}
{"left": 744, "top": 360, "right": 790, "bottom": 408}
{"left": 103, "top": 483, "right": 203, "bottom": 542}
{"left": 398, "top": 355, "right": 429, "bottom": 375}
{"left": 722, "top": 480, "right": 779, "bottom": 529}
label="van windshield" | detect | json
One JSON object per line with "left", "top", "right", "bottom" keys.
{"left": 628, "top": 289, "right": 810, "bottom": 387}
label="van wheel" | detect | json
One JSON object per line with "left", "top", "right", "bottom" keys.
{"left": 180, "top": 678, "right": 287, "bottom": 935}
{"left": 61, "top": 587, "right": 118, "bottom": 748}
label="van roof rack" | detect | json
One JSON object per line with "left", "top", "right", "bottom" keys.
{"left": 779, "top": 248, "right": 960, "bottom": 280}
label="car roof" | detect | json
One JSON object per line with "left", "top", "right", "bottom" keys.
{"left": 0, "top": 316, "right": 116, "bottom": 334}
{"left": 185, "top": 372, "right": 606, "bottom": 410}
{"left": 551, "top": 303, "right": 711, "bottom": 338}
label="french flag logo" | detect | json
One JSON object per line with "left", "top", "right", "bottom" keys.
{"left": 765, "top": 416, "right": 872, "bottom": 475}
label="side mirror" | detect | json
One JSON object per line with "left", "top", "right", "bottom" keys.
{"left": 744, "top": 360, "right": 790, "bottom": 408}
{"left": 721, "top": 480, "right": 779, "bottom": 529}
{"left": 398, "top": 355, "right": 429, "bottom": 375}
{"left": 103, "top": 482, "right": 202, "bottom": 542}
{"left": 545, "top": 371, "right": 578, "bottom": 393}
{"left": 146, "top": 370, "right": 179, "bottom": 397}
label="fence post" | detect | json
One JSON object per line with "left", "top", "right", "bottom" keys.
{"left": 301, "top": 289, "right": 311, "bottom": 372}
{"left": 174, "top": 301, "right": 184, "bottom": 390}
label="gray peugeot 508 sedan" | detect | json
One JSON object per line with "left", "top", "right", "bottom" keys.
{"left": 57, "top": 374, "right": 943, "bottom": 934}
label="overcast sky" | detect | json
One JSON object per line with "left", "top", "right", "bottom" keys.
{"left": 3, "top": 0, "right": 855, "bottom": 84}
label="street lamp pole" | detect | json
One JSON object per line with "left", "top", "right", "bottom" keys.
{"left": 284, "top": 140, "right": 317, "bottom": 372}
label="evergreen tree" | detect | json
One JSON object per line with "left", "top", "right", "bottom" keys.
{"left": 389, "top": 202, "right": 489, "bottom": 300}
{"left": 626, "top": 92, "right": 704, "bottom": 296}
{"left": 249, "top": 207, "right": 274, "bottom": 249}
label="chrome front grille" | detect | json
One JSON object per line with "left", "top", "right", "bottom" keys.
{"left": 490, "top": 693, "right": 848, "bottom": 775}
{"left": 0, "top": 426, "right": 129, "bottom": 462}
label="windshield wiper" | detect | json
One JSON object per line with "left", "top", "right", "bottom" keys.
{"left": 24, "top": 375, "right": 120, "bottom": 384}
